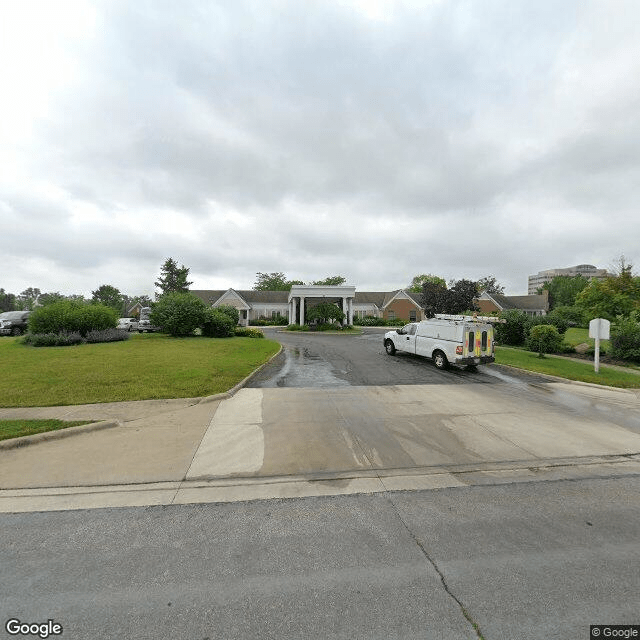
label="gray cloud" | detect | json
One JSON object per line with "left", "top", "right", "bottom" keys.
{"left": 1, "top": 0, "right": 638, "bottom": 296}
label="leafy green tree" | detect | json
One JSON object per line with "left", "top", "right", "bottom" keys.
{"left": 476, "top": 276, "right": 505, "bottom": 295}
{"left": 16, "top": 287, "right": 41, "bottom": 310}
{"left": 546, "top": 304, "right": 587, "bottom": 328}
{"left": 312, "top": 276, "right": 346, "bottom": 286}
{"left": 91, "top": 284, "right": 124, "bottom": 313}
{"left": 0, "top": 288, "right": 16, "bottom": 312}
{"left": 253, "top": 272, "right": 304, "bottom": 291}
{"left": 538, "top": 275, "right": 589, "bottom": 309}
{"left": 575, "top": 266, "right": 640, "bottom": 321}
{"left": 307, "top": 302, "right": 345, "bottom": 324}
{"left": 447, "top": 279, "right": 480, "bottom": 314}
{"left": 420, "top": 280, "right": 449, "bottom": 318}
{"left": 408, "top": 274, "right": 446, "bottom": 293}
{"left": 155, "top": 257, "right": 193, "bottom": 299}
{"left": 39, "top": 292, "right": 66, "bottom": 306}
{"left": 150, "top": 292, "right": 207, "bottom": 337}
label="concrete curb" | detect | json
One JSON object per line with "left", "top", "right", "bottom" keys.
{"left": 197, "top": 344, "right": 284, "bottom": 404}
{"left": 495, "top": 363, "right": 640, "bottom": 395}
{"left": 0, "top": 420, "right": 121, "bottom": 451}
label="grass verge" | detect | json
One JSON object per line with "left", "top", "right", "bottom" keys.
{"left": 495, "top": 346, "right": 640, "bottom": 388}
{"left": 0, "top": 419, "right": 94, "bottom": 441}
{"left": 0, "top": 333, "right": 280, "bottom": 407}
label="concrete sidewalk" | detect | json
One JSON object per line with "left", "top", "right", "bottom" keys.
{"left": 0, "top": 398, "right": 222, "bottom": 489}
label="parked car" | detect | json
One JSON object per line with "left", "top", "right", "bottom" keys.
{"left": 0, "top": 311, "right": 30, "bottom": 336}
{"left": 117, "top": 317, "right": 139, "bottom": 332}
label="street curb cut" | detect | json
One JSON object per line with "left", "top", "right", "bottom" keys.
{"left": 0, "top": 420, "right": 121, "bottom": 451}
{"left": 197, "top": 344, "right": 284, "bottom": 404}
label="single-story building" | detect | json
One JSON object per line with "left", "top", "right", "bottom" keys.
{"left": 475, "top": 291, "right": 549, "bottom": 317}
{"left": 190, "top": 286, "right": 425, "bottom": 326}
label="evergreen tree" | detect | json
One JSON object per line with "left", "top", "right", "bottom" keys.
{"left": 155, "top": 258, "right": 193, "bottom": 298}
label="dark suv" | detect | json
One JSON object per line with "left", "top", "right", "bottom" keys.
{"left": 0, "top": 311, "right": 30, "bottom": 336}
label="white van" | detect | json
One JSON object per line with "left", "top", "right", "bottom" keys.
{"left": 383, "top": 315, "right": 501, "bottom": 370}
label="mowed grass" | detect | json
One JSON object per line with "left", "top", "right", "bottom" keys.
{"left": 495, "top": 346, "right": 640, "bottom": 388}
{"left": 564, "top": 327, "right": 610, "bottom": 349}
{"left": 0, "top": 419, "right": 94, "bottom": 441}
{"left": 0, "top": 333, "right": 280, "bottom": 407}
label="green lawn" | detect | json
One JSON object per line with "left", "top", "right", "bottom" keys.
{"left": 495, "top": 346, "right": 640, "bottom": 388}
{"left": 0, "top": 419, "right": 94, "bottom": 442}
{"left": 564, "top": 327, "right": 610, "bottom": 349}
{"left": 0, "top": 333, "right": 280, "bottom": 407}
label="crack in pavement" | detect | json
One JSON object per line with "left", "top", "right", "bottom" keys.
{"left": 381, "top": 487, "right": 486, "bottom": 640}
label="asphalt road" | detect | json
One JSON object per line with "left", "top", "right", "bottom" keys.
{"left": 248, "top": 327, "right": 551, "bottom": 388}
{"left": 2, "top": 477, "right": 638, "bottom": 640}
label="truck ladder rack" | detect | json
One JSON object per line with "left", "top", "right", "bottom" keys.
{"left": 433, "top": 314, "right": 507, "bottom": 323}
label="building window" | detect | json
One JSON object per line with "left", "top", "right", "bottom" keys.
{"left": 388, "top": 310, "right": 396, "bottom": 320}
{"left": 409, "top": 310, "right": 416, "bottom": 321}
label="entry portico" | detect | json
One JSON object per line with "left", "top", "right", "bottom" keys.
{"left": 288, "top": 285, "right": 356, "bottom": 326}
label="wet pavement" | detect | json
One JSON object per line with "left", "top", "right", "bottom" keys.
{"left": 248, "top": 328, "right": 552, "bottom": 388}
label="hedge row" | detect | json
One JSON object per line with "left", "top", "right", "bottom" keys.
{"left": 23, "top": 328, "right": 130, "bottom": 347}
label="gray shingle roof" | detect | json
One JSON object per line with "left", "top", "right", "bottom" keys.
{"left": 491, "top": 294, "right": 548, "bottom": 311}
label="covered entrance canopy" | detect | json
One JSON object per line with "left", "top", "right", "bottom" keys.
{"left": 288, "top": 285, "right": 356, "bottom": 326}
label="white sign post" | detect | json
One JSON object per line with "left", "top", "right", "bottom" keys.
{"left": 588, "top": 318, "right": 610, "bottom": 373}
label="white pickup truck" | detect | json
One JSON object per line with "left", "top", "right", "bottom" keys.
{"left": 384, "top": 315, "right": 502, "bottom": 370}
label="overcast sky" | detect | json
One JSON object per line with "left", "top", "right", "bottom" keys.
{"left": 1, "top": 0, "right": 638, "bottom": 298}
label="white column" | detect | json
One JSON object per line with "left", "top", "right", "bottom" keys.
{"left": 342, "top": 297, "right": 347, "bottom": 325}
{"left": 288, "top": 300, "right": 293, "bottom": 324}
{"left": 348, "top": 298, "right": 353, "bottom": 325}
{"left": 299, "top": 297, "right": 305, "bottom": 325}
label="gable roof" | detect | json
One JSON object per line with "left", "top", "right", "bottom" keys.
{"left": 190, "top": 289, "right": 290, "bottom": 305}
{"left": 482, "top": 292, "right": 548, "bottom": 311}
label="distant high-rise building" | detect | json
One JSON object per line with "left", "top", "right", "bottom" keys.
{"left": 528, "top": 264, "right": 610, "bottom": 295}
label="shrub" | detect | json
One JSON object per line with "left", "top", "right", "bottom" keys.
{"left": 529, "top": 313, "right": 569, "bottom": 336}
{"left": 29, "top": 301, "right": 117, "bottom": 336}
{"left": 495, "top": 310, "right": 530, "bottom": 345}
{"left": 526, "top": 324, "right": 564, "bottom": 357}
{"left": 22, "top": 332, "right": 85, "bottom": 347}
{"left": 387, "top": 318, "right": 407, "bottom": 326}
{"left": 355, "top": 316, "right": 387, "bottom": 327}
{"left": 151, "top": 293, "right": 207, "bottom": 336}
{"left": 215, "top": 305, "right": 240, "bottom": 326}
{"left": 286, "top": 324, "right": 309, "bottom": 331}
{"left": 202, "top": 309, "right": 236, "bottom": 337}
{"left": 234, "top": 327, "right": 265, "bottom": 338}
{"left": 85, "top": 328, "right": 130, "bottom": 343}
{"left": 547, "top": 305, "right": 588, "bottom": 328}
{"left": 609, "top": 315, "right": 640, "bottom": 362}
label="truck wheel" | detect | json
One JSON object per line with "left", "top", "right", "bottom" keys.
{"left": 433, "top": 350, "right": 448, "bottom": 370}
{"left": 11, "top": 327, "right": 21, "bottom": 336}
{"left": 384, "top": 339, "right": 396, "bottom": 355}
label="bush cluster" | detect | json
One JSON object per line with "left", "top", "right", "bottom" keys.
{"left": 22, "top": 329, "right": 130, "bottom": 347}
{"left": 29, "top": 301, "right": 117, "bottom": 336}
{"left": 353, "top": 316, "right": 407, "bottom": 327}
{"left": 202, "top": 309, "right": 236, "bottom": 337}
{"left": 609, "top": 315, "right": 640, "bottom": 362}
{"left": 252, "top": 314, "right": 288, "bottom": 326}
{"left": 525, "top": 324, "right": 564, "bottom": 357}
{"left": 234, "top": 327, "right": 265, "bottom": 338}
{"left": 286, "top": 324, "right": 310, "bottom": 331}
{"left": 151, "top": 293, "right": 207, "bottom": 337}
